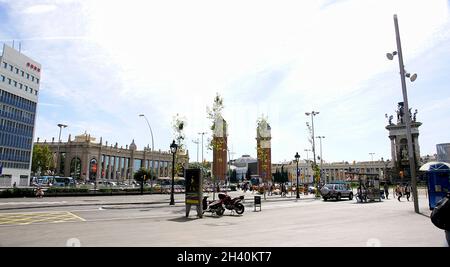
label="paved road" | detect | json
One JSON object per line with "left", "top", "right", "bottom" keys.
{"left": 0, "top": 190, "right": 445, "bottom": 247}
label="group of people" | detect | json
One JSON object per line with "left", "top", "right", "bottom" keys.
{"left": 383, "top": 183, "right": 411, "bottom": 201}
{"left": 395, "top": 183, "right": 412, "bottom": 201}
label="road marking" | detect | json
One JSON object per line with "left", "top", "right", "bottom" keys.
{"left": 0, "top": 201, "right": 68, "bottom": 206}
{"left": 0, "top": 211, "right": 85, "bottom": 226}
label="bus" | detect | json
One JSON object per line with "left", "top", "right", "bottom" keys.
{"left": 34, "top": 176, "right": 75, "bottom": 187}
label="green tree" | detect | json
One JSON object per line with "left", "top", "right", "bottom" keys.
{"left": 246, "top": 167, "right": 252, "bottom": 180}
{"left": 134, "top": 168, "right": 155, "bottom": 195}
{"left": 32, "top": 145, "right": 54, "bottom": 175}
{"left": 230, "top": 169, "right": 238, "bottom": 183}
{"left": 133, "top": 168, "right": 155, "bottom": 183}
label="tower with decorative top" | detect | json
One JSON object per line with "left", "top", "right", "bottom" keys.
{"left": 385, "top": 102, "right": 422, "bottom": 182}
{"left": 256, "top": 116, "right": 272, "bottom": 184}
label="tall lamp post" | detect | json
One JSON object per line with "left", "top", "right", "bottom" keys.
{"left": 387, "top": 14, "right": 419, "bottom": 213}
{"left": 316, "top": 136, "right": 325, "bottom": 183}
{"left": 139, "top": 114, "right": 154, "bottom": 151}
{"left": 169, "top": 140, "right": 178, "bottom": 206}
{"left": 295, "top": 152, "right": 300, "bottom": 199}
{"left": 305, "top": 111, "right": 320, "bottom": 195}
{"left": 192, "top": 139, "right": 199, "bottom": 162}
{"left": 56, "top": 123, "right": 67, "bottom": 177}
{"left": 198, "top": 132, "right": 206, "bottom": 162}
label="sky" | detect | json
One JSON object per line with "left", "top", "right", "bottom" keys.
{"left": 1, "top": 0, "right": 449, "bottom": 164}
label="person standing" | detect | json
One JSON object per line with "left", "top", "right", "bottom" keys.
{"left": 384, "top": 183, "right": 389, "bottom": 199}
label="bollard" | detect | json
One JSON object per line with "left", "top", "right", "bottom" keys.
{"left": 254, "top": 195, "right": 261, "bottom": 212}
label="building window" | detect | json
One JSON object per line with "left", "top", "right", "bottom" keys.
{"left": 35, "top": 91, "right": 38, "bottom": 96}
{"left": 36, "top": 78, "right": 39, "bottom": 84}
{"left": 19, "top": 83, "right": 22, "bottom": 89}
{"left": 30, "top": 88, "right": 33, "bottom": 94}
{"left": 3, "top": 62, "right": 7, "bottom": 68}
{"left": 21, "top": 70, "right": 24, "bottom": 76}
{"left": 24, "top": 85, "right": 28, "bottom": 92}
{"left": 15, "top": 68, "right": 19, "bottom": 74}
{"left": 26, "top": 73, "right": 29, "bottom": 79}
{"left": 9, "top": 65, "right": 13, "bottom": 71}
{"left": 1, "top": 75, "right": 4, "bottom": 82}
{"left": 7, "top": 78, "right": 11, "bottom": 85}
{"left": 13, "top": 81, "right": 17, "bottom": 87}
{"left": 31, "top": 76, "right": 34, "bottom": 82}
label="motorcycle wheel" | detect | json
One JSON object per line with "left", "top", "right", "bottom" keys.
{"left": 216, "top": 207, "right": 225, "bottom": 216}
{"left": 235, "top": 203, "right": 245, "bottom": 214}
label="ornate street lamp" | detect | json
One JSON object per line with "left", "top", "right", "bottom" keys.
{"left": 169, "top": 140, "right": 178, "bottom": 205}
{"left": 295, "top": 152, "right": 300, "bottom": 199}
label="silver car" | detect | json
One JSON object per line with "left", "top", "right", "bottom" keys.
{"left": 320, "top": 183, "right": 353, "bottom": 201}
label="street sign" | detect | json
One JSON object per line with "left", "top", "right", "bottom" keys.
{"left": 185, "top": 168, "right": 203, "bottom": 218}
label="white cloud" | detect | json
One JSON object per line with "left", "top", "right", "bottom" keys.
{"left": 23, "top": 4, "right": 56, "bottom": 14}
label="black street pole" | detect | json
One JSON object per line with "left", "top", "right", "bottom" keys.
{"left": 170, "top": 152, "right": 175, "bottom": 205}
{"left": 296, "top": 160, "right": 300, "bottom": 199}
{"left": 170, "top": 140, "right": 177, "bottom": 205}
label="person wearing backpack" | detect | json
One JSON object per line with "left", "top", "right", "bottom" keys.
{"left": 430, "top": 192, "right": 450, "bottom": 246}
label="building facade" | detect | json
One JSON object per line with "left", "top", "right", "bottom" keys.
{"left": 437, "top": 143, "right": 450, "bottom": 163}
{"left": 273, "top": 160, "right": 392, "bottom": 184}
{"left": 33, "top": 133, "right": 189, "bottom": 183}
{"left": 0, "top": 44, "right": 41, "bottom": 187}
{"left": 230, "top": 154, "right": 258, "bottom": 180}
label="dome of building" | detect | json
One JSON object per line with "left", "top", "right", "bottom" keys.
{"left": 129, "top": 139, "right": 137, "bottom": 151}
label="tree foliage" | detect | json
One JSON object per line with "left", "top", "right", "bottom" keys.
{"left": 133, "top": 168, "right": 155, "bottom": 183}
{"left": 172, "top": 113, "right": 187, "bottom": 150}
{"left": 32, "top": 145, "right": 54, "bottom": 175}
{"left": 206, "top": 93, "right": 227, "bottom": 151}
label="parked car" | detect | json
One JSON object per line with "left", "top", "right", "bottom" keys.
{"left": 320, "top": 183, "right": 353, "bottom": 201}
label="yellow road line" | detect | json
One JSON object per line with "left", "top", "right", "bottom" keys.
{"left": 68, "top": 212, "right": 86, "bottom": 222}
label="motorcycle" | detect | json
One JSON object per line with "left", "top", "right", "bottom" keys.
{"left": 202, "top": 195, "right": 225, "bottom": 216}
{"left": 221, "top": 194, "right": 245, "bottom": 215}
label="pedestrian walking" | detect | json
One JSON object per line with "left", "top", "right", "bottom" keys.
{"left": 405, "top": 183, "right": 411, "bottom": 201}
{"left": 384, "top": 183, "right": 389, "bottom": 199}
{"left": 395, "top": 184, "right": 402, "bottom": 201}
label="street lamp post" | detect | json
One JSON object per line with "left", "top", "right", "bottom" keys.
{"left": 192, "top": 139, "right": 199, "bottom": 162}
{"left": 295, "top": 152, "right": 300, "bottom": 199}
{"left": 139, "top": 114, "right": 154, "bottom": 151}
{"left": 316, "top": 136, "right": 325, "bottom": 183}
{"left": 169, "top": 140, "right": 178, "bottom": 206}
{"left": 198, "top": 132, "right": 206, "bottom": 162}
{"left": 387, "top": 14, "right": 419, "bottom": 213}
{"left": 56, "top": 123, "right": 67, "bottom": 176}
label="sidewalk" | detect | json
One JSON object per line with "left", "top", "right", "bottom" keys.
{"left": 0, "top": 190, "right": 319, "bottom": 210}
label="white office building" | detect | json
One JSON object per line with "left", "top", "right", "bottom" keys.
{"left": 0, "top": 44, "right": 41, "bottom": 187}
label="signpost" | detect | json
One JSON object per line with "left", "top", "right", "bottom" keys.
{"left": 185, "top": 168, "right": 203, "bottom": 218}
